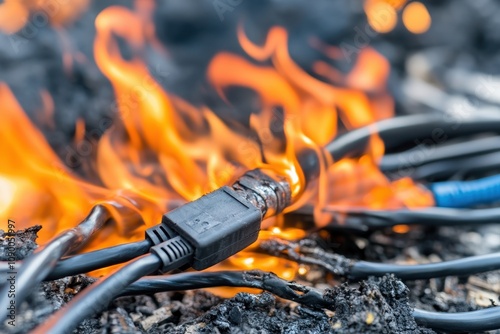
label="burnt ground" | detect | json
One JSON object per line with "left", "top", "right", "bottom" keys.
{"left": 1, "top": 225, "right": 500, "bottom": 334}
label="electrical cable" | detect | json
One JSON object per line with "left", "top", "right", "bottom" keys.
{"left": 0, "top": 240, "right": 151, "bottom": 279}
{"left": 32, "top": 169, "right": 292, "bottom": 334}
{"left": 325, "top": 113, "right": 500, "bottom": 160}
{"left": 430, "top": 174, "right": 500, "bottom": 208}
{"left": 33, "top": 234, "right": 195, "bottom": 334}
{"left": 334, "top": 206, "right": 500, "bottom": 229}
{"left": 0, "top": 205, "right": 111, "bottom": 322}
{"left": 17, "top": 113, "right": 500, "bottom": 330}
{"left": 47, "top": 239, "right": 152, "bottom": 280}
{"left": 413, "top": 307, "right": 500, "bottom": 332}
{"left": 121, "top": 270, "right": 328, "bottom": 309}
{"left": 261, "top": 238, "right": 500, "bottom": 280}
{"left": 293, "top": 206, "right": 500, "bottom": 231}
{"left": 121, "top": 270, "right": 500, "bottom": 332}
{"left": 380, "top": 136, "right": 500, "bottom": 173}
{"left": 349, "top": 252, "right": 500, "bottom": 280}
{"left": 409, "top": 150, "right": 500, "bottom": 181}
{"left": 31, "top": 254, "right": 162, "bottom": 334}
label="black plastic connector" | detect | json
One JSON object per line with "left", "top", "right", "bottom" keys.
{"left": 145, "top": 221, "right": 178, "bottom": 245}
{"left": 161, "top": 186, "right": 262, "bottom": 270}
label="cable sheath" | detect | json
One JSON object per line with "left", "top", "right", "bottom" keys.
{"left": 31, "top": 254, "right": 161, "bottom": 334}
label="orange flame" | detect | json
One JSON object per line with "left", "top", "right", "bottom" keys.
{"left": 1, "top": 5, "right": 435, "bottom": 281}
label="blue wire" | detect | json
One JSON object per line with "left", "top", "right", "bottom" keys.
{"left": 430, "top": 174, "right": 500, "bottom": 208}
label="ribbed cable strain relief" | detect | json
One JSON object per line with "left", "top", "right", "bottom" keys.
{"left": 231, "top": 169, "right": 292, "bottom": 218}
{"left": 145, "top": 224, "right": 178, "bottom": 245}
{"left": 150, "top": 236, "right": 194, "bottom": 272}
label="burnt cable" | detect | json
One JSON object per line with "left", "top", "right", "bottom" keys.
{"left": 15, "top": 113, "right": 500, "bottom": 331}
{"left": 0, "top": 205, "right": 111, "bottom": 322}
{"left": 261, "top": 239, "right": 500, "bottom": 280}
{"left": 121, "top": 270, "right": 328, "bottom": 309}
{"left": 122, "top": 270, "right": 500, "bottom": 332}
{"left": 32, "top": 254, "right": 164, "bottom": 334}
{"left": 33, "top": 231, "right": 195, "bottom": 334}
{"left": 31, "top": 169, "right": 292, "bottom": 334}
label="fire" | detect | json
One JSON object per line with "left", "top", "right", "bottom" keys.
{"left": 1, "top": 4, "right": 435, "bottom": 280}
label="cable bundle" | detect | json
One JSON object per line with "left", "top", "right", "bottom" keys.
{"left": 2, "top": 115, "right": 500, "bottom": 333}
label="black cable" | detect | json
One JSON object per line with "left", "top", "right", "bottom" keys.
{"left": 261, "top": 238, "right": 500, "bottom": 280}
{"left": 121, "top": 270, "right": 329, "bottom": 309}
{"left": 380, "top": 136, "right": 500, "bottom": 173}
{"left": 122, "top": 270, "right": 500, "bottom": 332}
{"left": 293, "top": 206, "right": 500, "bottom": 231}
{"left": 413, "top": 307, "right": 500, "bottom": 332}
{"left": 0, "top": 240, "right": 151, "bottom": 278}
{"left": 327, "top": 207, "right": 500, "bottom": 230}
{"left": 33, "top": 232, "right": 195, "bottom": 334}
{"left": 410, "top": 151, "right": 500, "bottom": 181}
{"left": 325, "top": 113, "right": 500, "bottom": 160}
{"left": 0, "top": 205, "right": 111, "bottom": 322}
{"left": 31, "top": 254, "right": 162, "bottom": 334}
{"left": 350, "top": 252, "right": 500, "bottom": 280}
{"left": 47, "top": 239, "right": 152, "bottom": 280}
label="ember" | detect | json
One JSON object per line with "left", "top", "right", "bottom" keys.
{"left": 1, "top": 1, "right": 500, "bottom": 333}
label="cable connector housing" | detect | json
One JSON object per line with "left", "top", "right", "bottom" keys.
{"left": 162, "top": 186, "right": 261, "bottom": 270}
{"left": 145, "top": 169, "right": 292, "bottom": 271}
